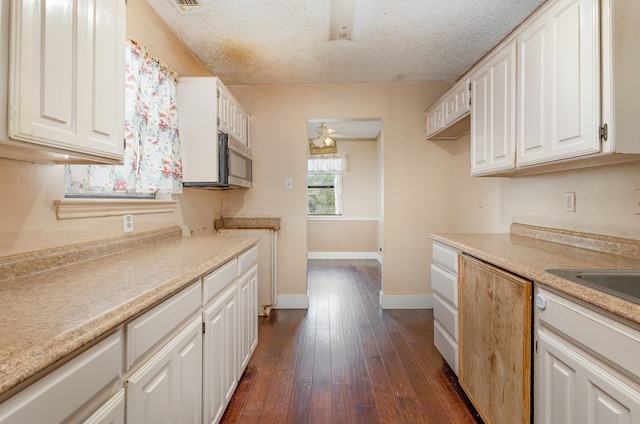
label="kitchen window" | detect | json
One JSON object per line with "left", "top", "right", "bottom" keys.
{"left": 307, "top": 157, "right": 345, "bottom": 216}
{"left": 63, "top": 40, "right": 182, "bottom": 200}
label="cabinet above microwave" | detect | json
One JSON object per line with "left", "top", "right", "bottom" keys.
{"left": 177, "top": 77, "right": 252, "bottom": 189}
{"left": 178, "top": 77, "right": 250, "bottom": 149}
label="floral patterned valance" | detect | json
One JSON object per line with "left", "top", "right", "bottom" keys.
{"left": 65, "top": 40, "right": 182, "bottom": 196}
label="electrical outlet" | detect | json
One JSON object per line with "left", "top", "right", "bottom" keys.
{"left": 123, "top": 214, "right": 133, "bottom": 233}
{"left": 563, "top": 192, "right": 576, "bottom": 212}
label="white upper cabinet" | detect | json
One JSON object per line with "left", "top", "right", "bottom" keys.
{"left": 425, "top": 77, "right": 470, "bottom": 140}
{"left": 425, "top": 103, "right": 444, "bottom": 138}
{"left": 443, "top": 78, "right": 470, "bottom": 127}
{"left": 177, "top": 77, "right": 251, "bottom": 183}
{"left": 213, "top": 79, "right": 250, "bottom": 147}
{"left": 3, "top": 0, "right": 126, "bottom": 164}
{"left": 470, "top": 42, "right": 516, "bottom": 176}
{"left": 428, "top": 0, "right": 640, "bottom": 176}
{"left": 516, "top": 0, "right": 599, "bottom": 167}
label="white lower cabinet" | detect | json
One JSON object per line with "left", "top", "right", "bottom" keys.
{"left": 535, "top": 286, "right": 640, "bottom": 423}
{"left": 82, "top": 389, "right": 125, "bottom": 424}
{"left": 0, "top": 331, "right": 122, "bottom": 424}
{"left": 126, "top": 316, "right": 203, "bottom": 424}
{"left": 430, "top": 241, "right": 460, "bottom": 375}
{"left": 203, "top": 284, "right": 238, "bottom": 424}
{"left": 0, "top": 245, "right": 258, "bottom": 424}
{"left": 238, "top": 265, "right": 258, "bottom": 373}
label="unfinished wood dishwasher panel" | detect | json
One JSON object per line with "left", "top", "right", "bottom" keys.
{"left": 458, "top": 254, "right": 532, "bottom": 424}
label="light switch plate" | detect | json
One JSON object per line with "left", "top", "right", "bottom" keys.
{"left": 285, "top": 178, "right": 293, "bottom": 190}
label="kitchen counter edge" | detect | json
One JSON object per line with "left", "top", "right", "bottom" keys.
{"left": 430, "top": 232, "right": 640, "bottom": 326}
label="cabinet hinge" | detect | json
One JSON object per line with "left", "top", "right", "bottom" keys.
{"left": 468, "top": 82, "right": 471, "bottom": 91}
{"left": 217, "top": 117, "right": 220, "bottom": 126}
{"left": 535, "top": 340, "right": 538, "bottom": 354}
{"left": 217, "top": 89, "right": 220, "bottom": 98}
{"left": 202, "top": 322, "right": 206, "bottom": 334}
{"left": 599, "top": 123, "right": 608, "bottom": 141}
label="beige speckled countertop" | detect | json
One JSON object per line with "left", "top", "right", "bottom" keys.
{"left": 430, "top": 224, "right": 640, "bottom": 325}
{"left": 0, "top": 227, "right": 259, "bottom": 398}
{"left": 214, "top": 216, "right": 281, "bottom": 231}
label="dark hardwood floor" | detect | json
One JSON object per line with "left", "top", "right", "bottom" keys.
{"left": 221, "top": 259, "right": 482, "bottom": 424}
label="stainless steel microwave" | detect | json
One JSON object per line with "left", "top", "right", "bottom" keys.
{"left": 183, "top": 131, "right": 252, "bottom": 189}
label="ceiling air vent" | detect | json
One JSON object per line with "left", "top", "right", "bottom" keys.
{"left": 170, "top": 0, "right": 203, "bottom": 15}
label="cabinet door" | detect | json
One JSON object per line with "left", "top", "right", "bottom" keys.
{"left": 177, "top": 78, "right": 221, "bottom": 183}
{"left": 425, "top": 103, "right": 444, "bottom": 138}
{"left": 470, "top": 42, "right": 516, "bottom": 175}
{"left": 217, "top": 85, "right": 233, "bottom": 135}
{"left": 516, "top": 0, "right": 599, "bottom": 166}
{"left": 236, "top": 105, "right": 250, "bottom": 147}
{"left": 203, "top": 284, "right": 238, "bottom": 424}
{"left": 536, "top": 328, "right": 640, "bottom": 424}
{"left": 238, "top": 264, "right": 258, "bottom": 374}
{"left": 443, "top": 78, "right": 470, "bottom": 126}
{"left": 126, "top": 317, "right": 203, "bottom": 424}
{"left": 459, "top": 255, "right": 532, "bottom": 424}
{"left": 8, "top": 0, "right": 125, "bottom": 162}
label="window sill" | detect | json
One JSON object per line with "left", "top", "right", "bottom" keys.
{"left": 307, "top": 216, "right": 381, "bottom": 221}
{"left": 54, "top": 199, "right": 178, "bottom": 220}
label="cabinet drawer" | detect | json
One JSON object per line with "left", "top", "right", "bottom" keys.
{"left": 126, "top": 282, "right": 201, "bottom": 368}
{"left": 434, "top": 320, "right": 459, "bottom": 376}
{"left": 537, "top": 287, "right": 640, "bottom": 379}
{"left": 203, "top": 259, "right": 238, "bottom": 306}
{"left": 431, "top": 264, "right": 458, "bottom": 307}
{"left": 434, "top": 294, "right": 458, "bottom": 341}
{"left": 0, "top": 331, "right": 122, "bottom": 424}
{"left": 432, "top": 242, "right": 459, "bottom": 274}
{"left": 238, "top": 246, "right": 258, "bottom": 276}
{"left": 82, "top": 388, "right": 125, "bottom": 424}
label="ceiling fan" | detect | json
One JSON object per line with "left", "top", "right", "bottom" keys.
{"left": 309, "top": 123, "right": 352, "bottom": 147}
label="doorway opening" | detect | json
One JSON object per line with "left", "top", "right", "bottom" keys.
{"left": 305, "top": 117, "right": 384, "bottom": 286}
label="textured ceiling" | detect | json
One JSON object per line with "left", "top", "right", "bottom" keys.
{"left": 146, "top": 0, "right": 546, "bottom": 85}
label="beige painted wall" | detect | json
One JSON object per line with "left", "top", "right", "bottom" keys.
{"left": 339, "top": 140, "right": 379, "bottom": 217}
{"left": 307, "top": 220, "right": 377, "bottom": 252}
{"left": 0, "top": 0, "right": 222, "bottom": 256}
{"left": 452, "top": 133, "right": 640, "bottom": 238}
{"left": 307, "top": 138, "right": 380, "bottom": 253}
{"left": 226, "top": 81, "right": 452, "bottom": 298}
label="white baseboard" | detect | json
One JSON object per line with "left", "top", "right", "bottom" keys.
{"left": 273, "top": 293, "right": 309, "bottom": 309}
{"left": 307, "top": 251, "right": 382, "bottom": 263}
{"left": 379, "top": 291, "right": 433, "bottom": 309}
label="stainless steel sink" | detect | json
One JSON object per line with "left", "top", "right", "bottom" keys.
{"left": 546, "top": 269, "right": 640, "bottom": 305}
